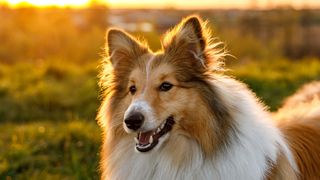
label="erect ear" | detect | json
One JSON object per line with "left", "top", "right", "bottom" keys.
{"left": 163, "top": 16, "right": 208, "bottom": 67}
{"left": 106, "top": 29, "right": 149, "bottom": 67}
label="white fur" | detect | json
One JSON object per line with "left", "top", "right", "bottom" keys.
{"left": 102, "top": 77, "right": 297, "bottom": 180}
{"left": 145, "top": 55, "right": 155, "bottom": 82}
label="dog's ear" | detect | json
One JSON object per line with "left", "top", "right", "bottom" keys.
{"left": 163, "top": 16, "right": 209, "bottom": 68}
{"left": 106, "top": 29, "right": 148, "bottom": 67}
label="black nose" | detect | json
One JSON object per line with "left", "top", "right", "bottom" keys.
{"left": 124, "top": 112, "right": 144, "bottom": 131}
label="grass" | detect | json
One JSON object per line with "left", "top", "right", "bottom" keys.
{"left": 0, "top": 61, "right": 99, "bottom": 122}
{"left": 0, "top": 120, "right": 101, "bottom": 179}
{"left": 230, "top": 58, "right": 320, "bottom": 110}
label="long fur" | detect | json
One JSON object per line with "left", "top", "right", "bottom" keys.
{"left": 97, "top": 15, "right": 320, "bottom": 180}
{"left": 273, "top": 82, "right": 320, "bottom": 180}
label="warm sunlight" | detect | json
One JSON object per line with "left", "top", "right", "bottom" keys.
{"left": 4, "top": 0, "right": 90, "bottom": 7}
{"left": 1, "top": 0, "right": 320, "bottom": 9}
{"left": 107, "top": 0, "right": 320, "bottom": 9}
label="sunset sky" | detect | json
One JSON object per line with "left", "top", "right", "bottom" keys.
{"left": 1, "top": 0, "right": 320, "bottom": 9}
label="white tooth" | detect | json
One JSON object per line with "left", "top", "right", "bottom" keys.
{"left": 160, "top": 123, "right": 165, "bottom": 129}
{"left": 134, "top": 137, "right": 139, "bottom": 143}
{"left": 156, "top": 127, "right": 161, "bottom": 133}
{"left": 149, "top": 136, "right": 153, "bottom": 144}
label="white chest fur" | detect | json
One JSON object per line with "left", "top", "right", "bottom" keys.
{"left": 102, "top": 79, "right": 296, "bottom": 180}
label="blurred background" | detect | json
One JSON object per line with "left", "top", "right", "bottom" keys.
{"left": 0, "top": 0, "right": 320, "bottom": 179}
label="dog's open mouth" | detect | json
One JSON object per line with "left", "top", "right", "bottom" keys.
{"left": 135, "top": 116, "right": 175, "bottom": 152}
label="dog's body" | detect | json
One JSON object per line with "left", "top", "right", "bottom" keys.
{"left": 97, "top": 16, "right": 320, "bottom": 180}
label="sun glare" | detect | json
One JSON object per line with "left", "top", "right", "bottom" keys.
{"left": 2, "top": 0, "right": 320, "bottom": 9}
{"left": 5, "top": 0, "right": 90, "bottom": 7}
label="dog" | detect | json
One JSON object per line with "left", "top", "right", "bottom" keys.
{"left": 97, "top": 15, "right": 320, "bottom": 180}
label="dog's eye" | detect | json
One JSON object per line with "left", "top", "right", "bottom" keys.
{"left": 159, "top": 82, "right": 173, "bottom": 92}
{"left": 129, "top": 85, "right": 136, "bottom": 95}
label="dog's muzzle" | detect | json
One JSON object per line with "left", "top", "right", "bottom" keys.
{"left": 135, "top": 116, "right": 175, "bottom": 152}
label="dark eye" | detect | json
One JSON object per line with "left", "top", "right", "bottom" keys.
{"left": 159, "top": 82, "right": 173, "bottom": 91}
{"left": 129, "top": 85, "right": 136, "bottom": 95}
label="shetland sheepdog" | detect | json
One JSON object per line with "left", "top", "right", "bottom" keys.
{"left": 97, "top": 15, "right": 320, "bottom": 180}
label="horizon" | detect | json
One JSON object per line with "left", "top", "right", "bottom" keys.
{"left": 1, "top": 0, "right": 320, "bottom": 9}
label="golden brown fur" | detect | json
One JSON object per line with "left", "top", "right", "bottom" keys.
{"left": 266, "top": 147, "right": 298, "bottom": 180}
{"left": 274, "top": 82, "right": 320, "bottom": 180}
{"left": 98, "top": 16, "right": 234, "bottom": 163}
{"left": 97, "top": 15, "right": 320, "bottom": 180}
{"left": 278, "top": 122, "right": 320, "bottom": 180}
{"left": 98, "top": 16, "right": 237, "bottom": 179}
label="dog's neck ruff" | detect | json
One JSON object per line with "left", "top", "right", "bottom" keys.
{"left": 102, "top": 78, "right": 296, "bottom": 180}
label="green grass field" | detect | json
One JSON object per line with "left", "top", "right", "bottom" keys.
{"left": 231, "top": 58, "right": 320, "bottom": 110}
{"left": 1, "top": 58, "right": 320, "bottom": 179}
{"left": 0, "top": 121, "right": 100, "bottom": 179}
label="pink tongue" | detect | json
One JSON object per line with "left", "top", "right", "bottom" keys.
{"left": 139, "top": 131, "right": 153, "bottom": 145}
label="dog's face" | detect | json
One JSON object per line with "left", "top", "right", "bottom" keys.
{"left": 100, "top": 16, "right": 229, "bottom": 154}
{"left": 123, "top": 59, "right": 187, "bottom": 152}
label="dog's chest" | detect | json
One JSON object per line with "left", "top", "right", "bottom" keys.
{"left": 109, "top": 148, "right": 277, "bottom": 180}
{"left": 109, "top": 148, "right": 202, "bottom": 179}
{"left": 107, "top": 134, "right": 275, "bottom": 180}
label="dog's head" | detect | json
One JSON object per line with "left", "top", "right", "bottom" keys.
{"left": 99, "top": 16, "right": 231, "bottom": 154}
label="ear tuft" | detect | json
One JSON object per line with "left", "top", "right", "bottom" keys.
{"left": 182, "top": 16, "right": 206, "bottom": 50}
{"left": 162, "top": 15, "right": 208, "bottom": 67}
{"left": 162, "top": 15, "right": 227, "bottom": 73}
{"left": 106, "top": 28, "right": 148, "bottom": 66}
{"left": 163, "top": 15, "right": 207, "bottom": 55}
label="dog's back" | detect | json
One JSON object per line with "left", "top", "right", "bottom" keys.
{"left": 274, "top": 82, "right": 320, "bottom": 180}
